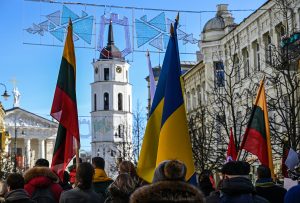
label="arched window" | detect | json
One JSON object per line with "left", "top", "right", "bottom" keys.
{"left": 118, "top": 93, "right": 123, "bottom": 111}
{"left": 104, "top": 92, "right": 109, "bottom": 110}
{"left": 94, "top": 94, "right": 97, "bottom": 111}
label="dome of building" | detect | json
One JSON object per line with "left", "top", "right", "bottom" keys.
{"left": 203, "top": 16, "right": 225, "bottom": 33}
{"left": 100, "top": 22, "right": 124, "bottom": 60}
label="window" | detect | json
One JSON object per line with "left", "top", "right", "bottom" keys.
{"left": 126, "top": 70, "right": 128, "bottom": 81}
{"left": 94, "top": 94, "right": 97, "bottom": 111}
{"left": 264, "top": 33, "right": 272, "bottom": 64}
{"left": 233, "top": 55, "right": 240, "bottom": 82}
{"left": 254, "top": 42, "right": 260, "bottom": 71}
{"left": 192, "top": 88, "right": 196, "bottom": 110}
{"left": 187, "top": 92, "right": 191, "bottom": 111}
{"left": 104, "top": 68, "right": 109, "bottom": 80}
{"left": 214, "top": 61, "right": 225, "bottom": 87}
{"left": 104, "top": 93, "right": 109, "bottom": 110}
{"left": 197, "top": 85, "right": 201, "bottom": 106}
{"left": 118, "top": 93, "right": 123, "bottom": 111}
{"left": 215, "top": 114, "right": 225, "bottom": 143}
{"left": 242, "top": 48, "right": 250, "bottom": 78}
{"left": 118, "top": 124, "right": 124, "bottom": 138}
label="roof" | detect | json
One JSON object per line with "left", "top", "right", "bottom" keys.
{"left": 100, "top": 22, "right": 124, "bottom": 60}
{"left": 5, "top": 107, "right": 58, "bottom": 126}
{"left": 203, "top": 16, "right": 225, "bottom": 32}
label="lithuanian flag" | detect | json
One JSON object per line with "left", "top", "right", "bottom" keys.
{"left": 50, "top": 20, "right": 80, "bottom": 179}
{"left": 240, "top": 78, "right": 274, "bottom": 177}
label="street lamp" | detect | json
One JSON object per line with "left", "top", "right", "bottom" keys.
{"left": 0, "top": 83, "right": 10, "bottom": 100}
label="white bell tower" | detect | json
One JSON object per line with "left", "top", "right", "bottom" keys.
{"left": 91, "top": 22, "right": 132, "bottom": 177}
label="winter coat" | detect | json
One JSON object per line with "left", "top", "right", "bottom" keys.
{"left": 284, "top": 184, "right": 300, "bottom": 203}
{"left": 130, "top": 180, "right": 205, "bottom": 203}
{"left": 24, "top": 167, "right": 63, "bottom": 203}
{"left": 206, "top": 177, "right": 269, "bottom": 203}
{"left": 92, "top": 169, "right": 113, "bottom": 199}
{"left": 198, "top": 178, "right": 215, "bottom": 197}
{"left": 4, "top": 189, "right": 35, "bottom": 203}
{"left": 59, "top": 187, "right": 104, "bottom": 203}
{"left": 255, "top": 178, "right": 286, "bottom": 203}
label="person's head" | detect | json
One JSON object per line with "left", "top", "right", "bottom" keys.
{"left": 35, "top": 158, "right": 49, "bottom": 167}
{"left": 6, "top": 173, "right": 24, "bottom": 191}
{"left": 257, "top": 165, "right": 271, "bottom": 179}
{"left": 72, "top": 157, "right": 82, "bottom": 165}
{"left": 0, "top": 181, "right": 7, "bottom": 197}
{"left": 119, "top": 161, "right": 137, "bottom": 178}
{"left": 198, "top": 170, "right": 212, "bottom": 182}
{"left": 110, "top": 173, "right": 136, "bottom": 195}
{"left": 152, "top": 160, "right": 187, "bottom": 183}
{"left": 92, "top": 157, "right": 105, "bottom": 169}
{"left": 221, "top": 161, "right": 250, "bottom": 179}
{"left": 76, "top": 162, "right": 95, "bottom": 190}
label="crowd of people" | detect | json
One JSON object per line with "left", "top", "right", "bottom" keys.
{"left": 0, "top": 157, "right": 299, "bottom": 203}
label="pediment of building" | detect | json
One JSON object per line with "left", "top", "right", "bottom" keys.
{"left": 4, "top": 107, "right": 58, "bottom": 140}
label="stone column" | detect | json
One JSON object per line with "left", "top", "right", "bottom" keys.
{"left": 25, "top": 139, "right": 31, "bottom": 168}
{"left": 38, "top": 139, "right": 45, "bottom": 159}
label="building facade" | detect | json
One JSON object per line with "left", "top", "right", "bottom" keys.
{"left": 4, "top": 107, "right": 57, "bottom": 169}
{"left": 182, "top": 0, "right": 300, "bottom": 172}
{"left": 91, "top": 22, "right": 133, "bottom": 177}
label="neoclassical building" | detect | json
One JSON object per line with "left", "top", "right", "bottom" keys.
{"left": 91, "top": 22, "right": 133, "bottom": 178}
{"left": 4, "top": 107, "right": 58, "bottom": 169}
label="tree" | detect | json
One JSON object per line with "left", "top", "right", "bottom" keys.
{"left": 206, "top": 36, "right": 258, "bottom": 153}
{"left": 132, "top": 101, "right": 146, "bottom": 165}
{"left": 264, "top": 0, "right": 300, "bottom": 154}
{"left": 188, "top": 101, "right": 226, "bottom": 173}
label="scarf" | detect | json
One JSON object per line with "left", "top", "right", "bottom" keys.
{"left": 255, "top": 178, "right": 274, "bottom": 187}
{"left": 93, "top": 168, "right": 112, "bottom": 183}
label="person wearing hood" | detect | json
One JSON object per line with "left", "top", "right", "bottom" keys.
{"left": 105, "top": 173, "right": 136, "bottom": 203}
{"left": 206, "top": 161, "right": 269, "bottom": 203}
{"left": 92, "top": 157, "right": 113, "bottom": 199}
{"left": 255, "top": 165, "right": 286, "bottom": 203}
{"left": 24, "top": 165, "right": 63, "bottom": 202}
{"left": 5, "top": 173, "right": 34, "bottom": 203}
{"left": 130, "top": 160, "right": 205, "bottom": 202}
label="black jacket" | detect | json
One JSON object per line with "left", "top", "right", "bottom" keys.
{"left": 5, "top": 189, "right": 35, "bottom": 203}
{"left": 206, "top": 177, "right": 269, "bottom": 203}
{"left": 59, "top": 187, "right": 104, "bottom": 203}
{"left": 255, "top": 180, "right": 286, "bottom": 203}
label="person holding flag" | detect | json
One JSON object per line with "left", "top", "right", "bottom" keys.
{"left": 240, "top": 77, "right": 274, "bottom": 178}
{"left": 137, "top": 14, "right": 195, "bottom": 183}
{"left": 50, "top": 19, "right": 80, "bottom": 180}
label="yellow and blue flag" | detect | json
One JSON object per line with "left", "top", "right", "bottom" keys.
{"left": 137, "top": 16, "right": 195, "bottom": 182}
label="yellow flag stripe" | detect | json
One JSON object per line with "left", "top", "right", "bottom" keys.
{"left": 137, "top": 99, "right": 164, "bottom": 183}
{"left": 156, "top": 104, "right": 195, "bottom": 180}
{"left": 63, "top": 23, "right": 76, "bottom": 74}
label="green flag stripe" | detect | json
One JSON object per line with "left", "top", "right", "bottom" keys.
{"left": 57, "top": 57, "right": 76, "bottom": 102}
{"left": 248, "top": 105, "right": 267, "bottom": 140}
{"left": 53, "top": 124, "right": 66, "bottom": 154}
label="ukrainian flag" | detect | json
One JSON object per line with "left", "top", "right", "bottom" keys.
{"left": 137, "top": 17, "right": 195, "bottom": 182}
